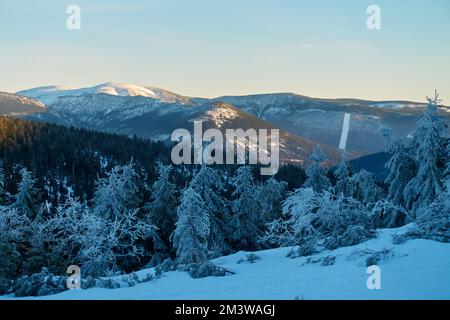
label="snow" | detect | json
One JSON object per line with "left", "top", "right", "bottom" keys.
{"left": 3, "top": 224, "right": 449, "bottom": 300}
{"left": 205, "top": 104, "right": 239, "bottom": 128}
{"left": 369, "top": 102, "right": 425, "bottom": 109}
{"left": 339, "top": 113, "right": 351, "bottom": 150}
{"left": 17, "top": 82, "right": 188, "bottom": 105}
{"left": 0, "top": 92, "right": 46, "bottom": 109}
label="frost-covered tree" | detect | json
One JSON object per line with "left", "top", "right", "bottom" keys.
{"left": 384, "top": 138, "right": 416, "bottom": 207}
{"left": 93, "top": 162, "right": 139, "bottom": 221}
{"left": 189, "top": 165, "right": 229, "bottom": 257}
{"left": 39, "top": 194, "right": 88, "bottom": 272}
{"left": 304, "top": 145, "right": 331, "bottom": 192}
{"left": 80, "top": 208, "right": 158, "bottom": 277}
{"left": 172, "top": 187, "right": 210, "bottom": 264}
{"left": 261, "top": 188, "right": 372, "bottom": 249}
{"left": 14, "top": 168, "right": 38, "bottom": 218}
{"left": 348, "top": 170, "right": 384, "bottom": 205}
{"left": 41, "top": 192, "right": 160, "bottom": 277}
{"left": 416, "top": 184, "right": 450, "bottom": 242}
{"left": 404, "top": 92, "right": 447, "bottom": 213}
{"left": 261, "top": 188, "right": 319, "bottom": 247}
{"left": 443, "top": 141, "right": 450, "bottom": 190}
{"left": 369, "top": 199, "right": 408, "bottom": 229}
{"left": 256, "top": 177, "right": 287, "bottom": 222}
{"left": 146, "top": 163, "right": 177, "bottom": 248}
{"left": 415, "top": 141, "right": 450, "bottom": 241}
{"left": 0, "top": 205, "right": 32, "bottom": 280}
{"left": 229, "top": 166, "right": 260, "bottom": 250}
{"left": 334, "top": 150, "right": 352, "bottom": 196}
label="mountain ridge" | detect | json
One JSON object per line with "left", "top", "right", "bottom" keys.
{"left": 7, "top": 82, "right": 450, "bottom": 164}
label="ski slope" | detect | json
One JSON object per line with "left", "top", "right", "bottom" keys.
{"left": 339, "top": 113, "right": 351, "bottom": 150}
{"left": 3, "top": 224, "right": 450, "bottom": 300}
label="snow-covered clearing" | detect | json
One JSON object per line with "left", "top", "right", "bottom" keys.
{"left": 2, "top": 224, "right": 449, "bottom": 300}
{"left": 339, "top": 113, "right": 351, "bottom": 150}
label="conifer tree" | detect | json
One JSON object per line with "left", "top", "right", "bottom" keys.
{"left": 230, "top": 166, "right": 260, "bottom": 250}
{"left": 334, "top": 150, "right": 352, "bottom": 196}
{"left": 304, "top": 145, "right": 331, "bottom": 192}
{"left": 146, "top": 163, "right": 177, "bottom": 248}
{"left": 189, "top": 165, "right": 229, "bottom": 257}
{"left": 14, "top": 168, "right": 38, "bottom": 218}
{"left": 404, "top": 92, "right": 447, "bottom": 213}
{"left": 172, "top": 187, "right": 210, "bottom": 264}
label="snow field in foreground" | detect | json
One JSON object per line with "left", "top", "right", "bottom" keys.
{"left": 3, "top": 224, "right": 450, "bottom": 300}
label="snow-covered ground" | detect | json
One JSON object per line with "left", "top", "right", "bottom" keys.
{"left": 3, "top": 224, "right": 450, "bottom": 300}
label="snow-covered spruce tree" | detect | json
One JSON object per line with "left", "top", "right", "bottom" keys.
{"left": 0, "top": 205, "right": 33, "bottom": 282}
{"left": 416, "top": 142, "right": 450, "bottom": 241}
{"left": 189, "top": 165, "right": 230, "bottom": 257}
{"left": 93, "top": 162, "right": 139, "bottom": 221}
{"left": 146, "top": 162, "right": 177, "bottom": 249}
{"left": 229, "top": 166, "right": 261, "bottom": 250}
{"left": 14, "top": 168, "right": 38, "bottom": 219}
{"left": 348, "top": 170, "right": 384, "bottom": 205}
{"left": 334, "top": 150, "right": 352, "bottom": 196}
{"left": 172, "top": 187, "right": 210, "bottom": 265}
{"left": 256, "top": 177, "right": 287, "bottom": 222}
{"left": 384, "top": 138, "right": 416, "bottom": 207}
{"left": 304, "top": 145, "right": 331, "bottom": 193}
{"left": 403, "top": 92, "right": 447, "bottom": 214}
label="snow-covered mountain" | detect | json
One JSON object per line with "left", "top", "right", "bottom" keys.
{"left": 215, "top": 93, "right": 450, "bottom": 154}
{"left": 18, "top": 82, "right": 192, "bottom": 105}
{"left": 15, "top": 83, "right": 346, "bottom": 166}
{"left": 13, "top": 82, "right": 450, "bottom": 161}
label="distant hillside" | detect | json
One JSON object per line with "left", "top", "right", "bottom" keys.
{"left": 0, "top": 92, "right": 45, "bottom": 116}
{"left": 350, "top": 152, "right": 391, "bottom": 180}
{"left": 0, "top": 116, "right": 171, "bottom": 204}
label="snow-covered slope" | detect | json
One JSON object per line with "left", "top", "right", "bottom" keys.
{"left": 0, "top": 91, "right": 45, "bottom": 116}
{"left": 6, "top": 224, "right": 449, "bottom": 300}
{"left": 15, "top": 83, "right": 347, "bottom": 166}
{"left": 15, "top": 83, "right": 450, "bottom": 156}
{"left": 215, "top": 94, "right": 450, "bottom": 154}
{"left": 18, "top": 82, "right": 191, "bottom": 105}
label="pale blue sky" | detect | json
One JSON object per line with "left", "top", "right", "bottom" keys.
{"left": 1, "top": 0, "right": 449, "bottom": 103}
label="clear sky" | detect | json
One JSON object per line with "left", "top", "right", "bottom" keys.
{"left": 1, "top": 0, "right": 449, "bottom": 103}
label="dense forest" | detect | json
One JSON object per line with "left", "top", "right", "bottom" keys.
{"left": 0, "top": 93, "right": 449, "bottom": 297}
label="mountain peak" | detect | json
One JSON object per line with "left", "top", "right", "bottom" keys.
{"left": 17, "top": 82, "right": 191, "bottom": 105}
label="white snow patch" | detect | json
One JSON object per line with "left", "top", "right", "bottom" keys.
{"left": 339, "top": 113, "right": 351, "bottom": 150}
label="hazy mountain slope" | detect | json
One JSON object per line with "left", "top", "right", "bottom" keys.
{"left": 215, "top": 93, "right": 450, "bottom": 154}
{"left": 17, "top": 84, "right": 347, "bottom": 166}
{"left": 17, "top": 82, "right": 449, "bottom": 161}
{"left": 0, "top": 92, "right": 45, "bottom": 116}
{"left": 190, "top": 102, "right": 345, "bottom": 166}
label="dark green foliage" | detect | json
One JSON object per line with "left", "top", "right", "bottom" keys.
{"left": 0, "top": 116, "right": 170, "bottom": 207}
